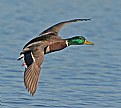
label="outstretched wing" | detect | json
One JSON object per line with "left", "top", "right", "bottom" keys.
{"left": 23, "top": 46, "right": 45, "bottom": 96}
{"left": 39, "top": 18, "right": 91, "bottom": 35}
{"left": 22, "top": 18, "right": 91, "bottom": 49}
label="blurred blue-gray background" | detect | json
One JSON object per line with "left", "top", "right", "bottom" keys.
{"left": 1, "top": 0, "right": 121, "bottom": 108}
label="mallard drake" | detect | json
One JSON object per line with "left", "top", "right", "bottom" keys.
{"left": 18, "top": 19, "right": 94, "bottom": 96}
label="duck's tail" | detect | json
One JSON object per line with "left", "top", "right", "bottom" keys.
{"left": 18, "top": 53, "right": 24, "bottom": 60}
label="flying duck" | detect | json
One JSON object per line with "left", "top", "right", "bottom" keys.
{"left": 18, "top": 19, "right": 94, "bottom": 96}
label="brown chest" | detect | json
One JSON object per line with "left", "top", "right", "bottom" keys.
{"left": 45, "top": 41, "right": 67, "bottom": 54}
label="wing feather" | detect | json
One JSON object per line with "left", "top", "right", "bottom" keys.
{"left": 24, "top": 46, "right": 45, "bottom": 96}
{"left": 24, "top": 62, "right": 41, "bottom": 96}
{"left": 40, "top": 18, "right": 91, "bottom": 35}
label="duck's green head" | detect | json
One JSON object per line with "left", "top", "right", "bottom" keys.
{"left": 67, "top": 36, "right": 94, "bottom": 45}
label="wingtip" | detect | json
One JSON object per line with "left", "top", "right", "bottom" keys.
{"left": 70, "top": 18, "right": 92, "bottom": 23}
{"left": 78, "top": 18, "right": 92, "bottom": 21}
{"left": 27, "top": 88, "right": 35, "bottom": 96}
{"left": 30, "top": 92, "right": 35, "bottom": 96}
{"left": 25, "top": 85, "right": 35, "bottom": 96}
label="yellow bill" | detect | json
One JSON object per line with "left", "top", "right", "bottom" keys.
{"left": 84, "top": 39, "right": 94, "bottom": 45}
